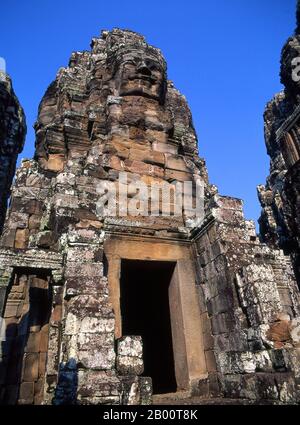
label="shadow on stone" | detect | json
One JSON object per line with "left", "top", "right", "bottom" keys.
{"left": 53, "top": 359, "right": 78, "bottom": 405}
{"left": 0, "top": 272, "right": 52, "bottom": 404}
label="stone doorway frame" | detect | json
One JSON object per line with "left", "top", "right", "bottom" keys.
{"left": 104, "top": 235, "right": 208, "bottom": 393}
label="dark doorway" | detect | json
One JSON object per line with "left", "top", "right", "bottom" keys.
{"left": 1, "top": 270, "right": 52, "bottom": 405}
{"left": 120, "top": 260, "right": 177, "bottom": 394}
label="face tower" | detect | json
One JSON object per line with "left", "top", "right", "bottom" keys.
{"left": 0, "top": 28, "right": 300, "bottom": 405}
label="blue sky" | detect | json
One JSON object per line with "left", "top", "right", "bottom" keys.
{"left": 0, "top": 0, "right": 296, "bottom": 223}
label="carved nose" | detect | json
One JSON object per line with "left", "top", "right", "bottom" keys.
{"left": 137, "top": 64, "right": 151, "bottom": 76}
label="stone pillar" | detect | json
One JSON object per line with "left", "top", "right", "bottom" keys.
{"left": 116, "top": 336, "right": 152, "bottom": 405}
{"left": 53, "top": 232, "right": 121, "bottom": 404}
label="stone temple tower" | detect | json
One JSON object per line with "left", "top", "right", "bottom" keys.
{"left": 0, "top": 73, "right": 26, "bottom": 234}
{"left": 0, "top": 28, "right": 300, "bottom": 405}
{"left": 259, "top": 0, "right": 300, "bottom": 287}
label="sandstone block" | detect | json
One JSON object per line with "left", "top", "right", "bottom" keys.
{"left": 25, "top": 332, "right": 41, "bottom": 353}
{"left": 116, "top": 336, "right": 144, "bottom": 376}
{"left": 46, "top": 154, "right": 65, "bottom": 172}
{"left": 165, "top": 168, "right": 192, "bottom": 182}
{"left": 165, "top": 155, "right": 189, "bottom": 172}
{"left": 14, "top": 228, "right": 29, "bottom": 249}
{"left": 38, "top": 352, "right": 47, "bottom": 377}
{"left": 19, "top": 382, "right": 34, "bottom": 404}
{"left": 22, "top": 353, "right": 39, "bottom": 381}
{"left": 40, "top": 324, "right": 50, "bottom": 352}
{"left": 205, "top": 350, "right": 217, "bottom": 373}
{"left": 78, "top": 347, "right": 116, "bottom": 370}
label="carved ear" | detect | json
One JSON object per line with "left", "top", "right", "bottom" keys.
{"left": 159, "top": 78, "right": 167, "bottom": 105}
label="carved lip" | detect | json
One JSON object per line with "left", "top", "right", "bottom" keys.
{"left": 120, "top": 89, "right": 159, "bottom": 100}
{"left": 128, "top": 75, "right": 158, "bottom": 83}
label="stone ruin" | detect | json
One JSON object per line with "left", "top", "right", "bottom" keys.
{"left": 0, "top": 18, "right": 300, "bottom": 405}
{"left": 0, "top": 72, "right": 26, "bottom": 234}
{"left": 258, "top": 0, "right": 300, "bottom": 293}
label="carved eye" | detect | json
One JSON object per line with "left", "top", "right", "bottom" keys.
{"left": 124, "top": 60, "right": 138, "bottom": 67}
{"left": 145, "top": 59, "right": 159, "bottom": 72}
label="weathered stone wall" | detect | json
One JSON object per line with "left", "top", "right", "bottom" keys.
{"left": 0, "top": 271, "right": 52, "bottom": 404}
{"left": 194, "top": 195, "right": 300, "bottom": 402}
{"left": 258, "top": 3, "right": 300, "bottom": 284}
{"left": 0, "top": 73, "right": 26, "bottom": 233}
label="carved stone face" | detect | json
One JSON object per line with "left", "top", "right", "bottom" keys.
{"left": 280, "top": 37, "right": 300, "bottom": 97}
{"left": 116, "top": 51, "right": 166, "bottom": 102}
